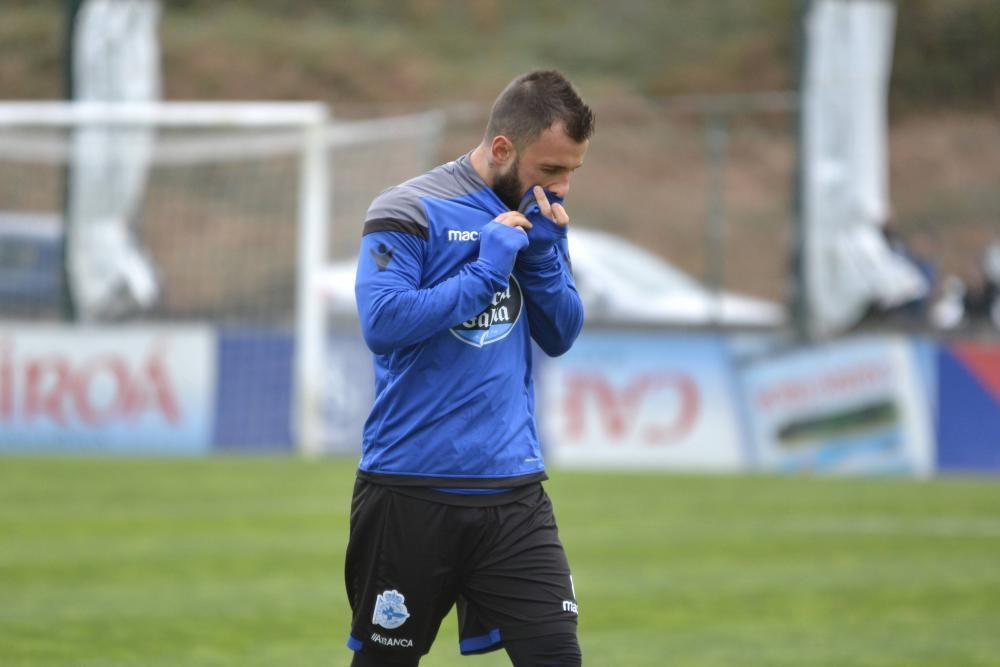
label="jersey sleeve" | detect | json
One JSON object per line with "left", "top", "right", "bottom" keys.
{"left": 513, "top": 241, "right": 584, "bottom": 357}
{"left": 355, "top": 217, "right": 509, "bottom": 355}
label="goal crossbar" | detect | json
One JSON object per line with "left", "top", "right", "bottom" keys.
{"left": 0, "top": 101, "right": 328, "bottom": 128}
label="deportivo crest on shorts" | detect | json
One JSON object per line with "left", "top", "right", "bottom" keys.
{"left": 449, "top": 276, "right": 523, "bottom": 348}
{"left": 372, "top": 589, "right": 410, "bottom": 629}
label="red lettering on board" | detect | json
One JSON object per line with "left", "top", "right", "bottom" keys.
{"left": 563, "top": 372, "right": 700, "bottom": 445}
{"left": 0, "top": 337, "right": 182, "bottom": 427}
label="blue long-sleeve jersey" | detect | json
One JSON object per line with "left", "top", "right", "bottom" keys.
{"left": 354, "top": 153, "right": 584, "bottom": 487}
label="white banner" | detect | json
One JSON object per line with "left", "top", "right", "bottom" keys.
{"left": 0, "top": 324, "right": 215, "bottom": 453}
{"left": 801, "top": 0, "right": 925, "bottom": 336}
{"left": 69, "top": 0, "right": 162, "bottom": 319}
{"left": 539, "top": 334, "right": 746, "bottom": 471}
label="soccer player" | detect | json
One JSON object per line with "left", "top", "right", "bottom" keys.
{"left": 345, "top": 69, "right": 594, "bottom": 667}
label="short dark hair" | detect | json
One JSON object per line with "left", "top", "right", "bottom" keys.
{"left": 485, "top": 70, "right": 595, "bottom": 148}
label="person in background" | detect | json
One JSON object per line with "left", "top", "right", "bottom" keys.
{"left": 877, "top": 221, "right": 939, "bottom": 327}
{"left": 961, "top": 258, "right": 999, "bottom": 328}
{"left": 932, "top": 239, "right": 1000, "bottom": 331}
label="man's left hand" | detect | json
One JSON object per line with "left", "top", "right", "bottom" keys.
{"left": 519, "top": 186, "right": 569, "bottom": 258}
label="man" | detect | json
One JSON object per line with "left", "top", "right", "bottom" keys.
{"left": 345, "top": 70, "right": 594, "bottom": 667}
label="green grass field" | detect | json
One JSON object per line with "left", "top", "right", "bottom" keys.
{"left": 2, "top": 457, "right": 999, "bottom": 666}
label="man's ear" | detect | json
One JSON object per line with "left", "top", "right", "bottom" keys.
{"left": 489, "top": 135, "right": 515, "bottom": 167}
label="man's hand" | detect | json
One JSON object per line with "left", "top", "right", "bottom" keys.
{"left": 478, "top": 217, "right": 529, "bottom": 276}
{"left": 529, "top": 185, "right": 570, "bottom": 227}
{"left": 492, "top": 210, "right": 533, "bottom": 232}
{"left": 519, "top": 186, "right": 569, "bottom": 259}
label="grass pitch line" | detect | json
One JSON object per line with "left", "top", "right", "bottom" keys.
{"left": 778, "top": 516, "right": 1000, "bottom": 538}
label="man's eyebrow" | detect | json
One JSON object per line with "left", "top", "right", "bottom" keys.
{"left": 542, "top": 161, "right": 584, "bottom": 171}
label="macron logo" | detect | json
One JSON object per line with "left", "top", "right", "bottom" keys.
{"left": 448, "top": 230, "right": 480, "bottom": 242}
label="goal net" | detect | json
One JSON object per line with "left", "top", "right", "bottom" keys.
{"left": 0, "top": 101, "right": 444, "bottom": 455}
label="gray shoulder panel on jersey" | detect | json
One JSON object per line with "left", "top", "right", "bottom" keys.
{"left": 363, "top": 154, "right": 484, "bottom": 238}
{"left": 365, "top": 185, "right": 429, "bottom": 232}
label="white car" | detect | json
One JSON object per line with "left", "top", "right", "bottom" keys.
{"left": 318, "top": 227, "right": 785, "bottom": 327}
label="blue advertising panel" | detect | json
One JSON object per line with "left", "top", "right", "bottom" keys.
{"left": 937, "top": 342, "right": 1000, "bottom": 473}
{"left": 213, "top": 331, "right": 294, "bottom": 451}
{"left": 319, "top": 329, "right": 374, "bottom": 455}
{"left": 212, "top": 328, "right": 373, "bottom": 454}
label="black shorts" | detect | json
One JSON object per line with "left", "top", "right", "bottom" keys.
{"left": 344, "top": 479, "right": 579, "bottom": 661}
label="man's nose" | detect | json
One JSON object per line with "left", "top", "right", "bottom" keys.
{"left": 549, "top": 174, "right": 571, "bottom": 199}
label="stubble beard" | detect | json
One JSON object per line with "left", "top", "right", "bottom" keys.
{"left": 492, "top": 157, "right": 525, "bottom": 211}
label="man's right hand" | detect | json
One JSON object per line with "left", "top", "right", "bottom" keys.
{"left": 478, "top": 216, "right": 530, "bottom": 276}
{"left": 493, "top": 210, "right": 533, "bottom": 232}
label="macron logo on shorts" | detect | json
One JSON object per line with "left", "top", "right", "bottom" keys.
{"left": 563, "top": 576, "right": 578, "bottom": 613}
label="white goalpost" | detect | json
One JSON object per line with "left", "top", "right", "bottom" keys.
{"left": 0, "top": 101, "right": 444, "bottom": 456}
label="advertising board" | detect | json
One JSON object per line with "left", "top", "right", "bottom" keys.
{"left": 0, "top": 324, "right": 215, "bottom": 453}
{"left": 738, "top": 336, "right": 933, "bottom": 476}
{"left": 539, "top": 333, "right": 747, "bottom": 471}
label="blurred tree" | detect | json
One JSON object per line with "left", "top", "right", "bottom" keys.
{"left": 892, "top": 0, "right": 1000, "bottom": 110}
{"left": 4, "top": 0, "right": 1000, "bottom": 112}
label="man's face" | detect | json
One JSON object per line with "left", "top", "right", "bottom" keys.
{"left": 492, "top": 121, "right": 589, "bottom": 210}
